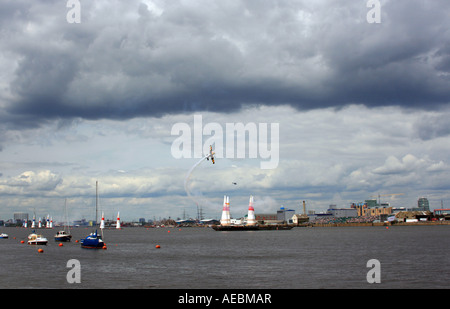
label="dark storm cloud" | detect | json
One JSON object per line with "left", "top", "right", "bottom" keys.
{"left": 2, "top": 0, "right": 450, "bottom": 125}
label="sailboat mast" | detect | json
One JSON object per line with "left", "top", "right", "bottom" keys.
{"left": 65, "top": 198, "right": 70, "bottom": 234}
{"left": 96, "top": 180, "right": 98, "bottom": 226}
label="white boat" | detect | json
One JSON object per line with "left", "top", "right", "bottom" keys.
{"left": 28, "top": 232, "right": 48, "bottom": 245}
{"left": 54, "top": 199, "right": 72, "bottom": 242}
{"left": 54, "top": 230, "right": 72, "bottom": 242}
{"left": 0, "top": 233, "right": 8, "bottom": 239}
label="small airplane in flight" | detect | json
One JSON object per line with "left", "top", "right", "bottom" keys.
{"left": 206, "top": 145, "right": 215, "bottom": 164}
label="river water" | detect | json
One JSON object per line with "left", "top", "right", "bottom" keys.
{"left": 0, "top": 225, "right": 449, "bottom": 289}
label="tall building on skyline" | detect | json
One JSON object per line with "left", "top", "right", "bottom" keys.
{"left": 417, "top": 197, "right": 430, "bottom": 211}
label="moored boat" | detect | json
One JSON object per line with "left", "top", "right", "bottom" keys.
{"left": 80, "top": 230, "right": 105, "bottom": 249}
{"left": 55, "top": 199, "right": 72, "bottom": 242}
{"left": 80, "top": 182, "right": 106, "bottom": 249}
{"left": 28, "top": 232, "right": 48, "bottom": 245}
{"left": 0, "top": 233, "right": 8, "bottom": 239}
{"left": 54, "top": 230, "right": 72, "bottom": 242}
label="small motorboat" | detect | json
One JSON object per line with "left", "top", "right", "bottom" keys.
{"left": 54, "top": 230, "right": 72, "bottom": 242}
{"left": 0, "top": 233, "right": 8, "bottom": 239}
{"left": 27, "top": 232, "right": 48, "bottom": 245}
{"left": 80, "top": 230, "right": 105, "bottom": 249}
{"left": 55, "top": 199, "right": 72, "bottom": 242}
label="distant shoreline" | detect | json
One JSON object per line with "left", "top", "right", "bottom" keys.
{"left": 298, "top": 221, "right": 450, "bottom": 228}
{"left": 2, "top": 221, "right": 449, "bottom": 230}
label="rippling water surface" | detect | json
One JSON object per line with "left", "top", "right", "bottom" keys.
{"left": 0, "top": 225, "right": 449, "bottom": 289}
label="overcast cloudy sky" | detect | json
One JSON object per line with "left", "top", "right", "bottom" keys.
{"left": 1, "top": 0, "right": 450, "bottom": 222}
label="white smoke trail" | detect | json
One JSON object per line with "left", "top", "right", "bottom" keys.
{"left": 184, "top": 155, "right": 209, "bottom": 205}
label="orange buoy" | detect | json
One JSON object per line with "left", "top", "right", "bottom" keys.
{"left": 20, "top": 240, "right": 25, "bottom": 244}
{"left": 102, "top": 245, "right": 107, "bottom": 250}
{"left": 75, "top": 240, "right": 79, "bottom": 243}
{"left": 155, "top": 245, "right": 161, "bottom": 249}
{"left": 37, "top": 248, "right": 44, "bottom": 253}
{"left": 59, "top": 243, "right": 63, "bottom": 247}
{"left": 168, "top": 230, "right": 170, "bottom": 233}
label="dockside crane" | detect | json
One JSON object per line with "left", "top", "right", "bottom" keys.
{"left": 370, "top": 193, "right": 404, "bottom": 205}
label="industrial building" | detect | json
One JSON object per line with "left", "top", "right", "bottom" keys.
{"left": 277, "top": 207, "right": 295, "bottom": 224}
{"left": 292, "top": 214, "right": 308, "bottom": 224}
{"left": 308, "top": 212, "right": 333, "bottom": 222}
{"left": 328, "top": 207, "right": 357, "bottom": 217}
{"left": 255, "top": 213, "right": 279, "bottom": 224}
{"left": 308, "top": 206, "right": 357, "bottom": 222}
{"left": 351, "top": 200, "right": 393, "bottom": 216}
{"left": 434, "top": 208, "right": 450, "bottom": 216}
{"left": 254, "top": 207, "right": 296, "bottom": 224}
{"left": 433, "top": 209, "right": 450, "bottom": 221}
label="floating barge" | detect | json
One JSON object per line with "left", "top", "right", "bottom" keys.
{"left": 211, "top": 224, "right": 293, "bottom": 231}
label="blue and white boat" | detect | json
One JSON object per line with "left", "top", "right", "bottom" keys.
{"left": 80, "top": 182, "right": 106, "bottom": 249}
{"left": 80, "top": 230, "right": 105, "bottom": 249}
{"left": 55, "top": 230, "right": 72, "bottom": 242}
{"left": 0, "top": 233, "right": 8, "bottom": 239}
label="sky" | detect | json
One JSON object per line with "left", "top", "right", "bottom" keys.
{"left": 1, "top": 0, "right": 450, "bottom": 222}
